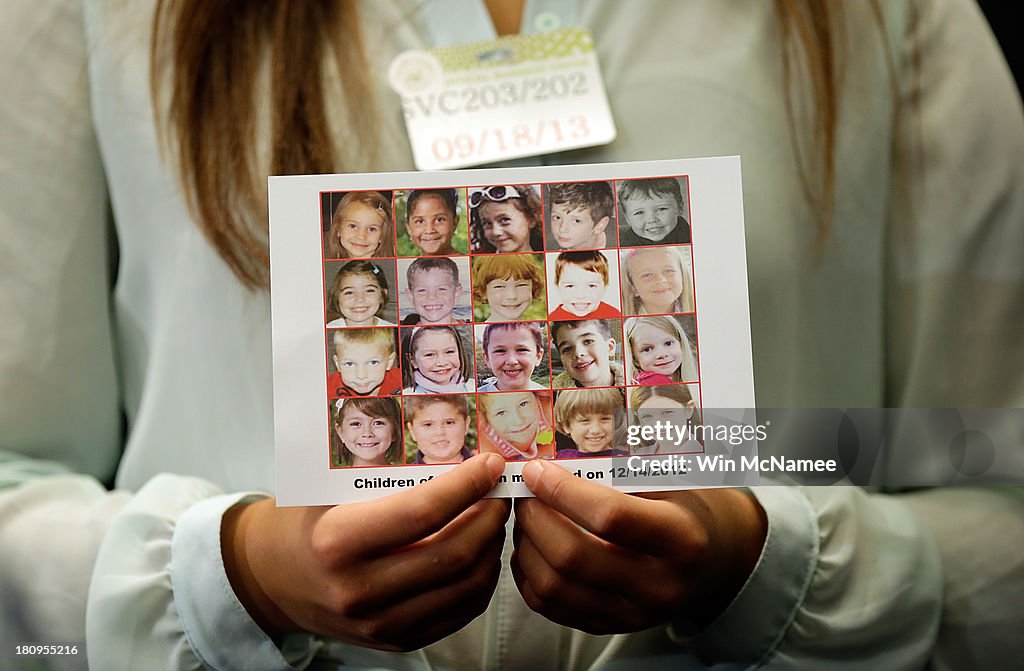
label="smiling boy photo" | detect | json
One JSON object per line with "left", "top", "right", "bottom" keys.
{"left": 550, "top": 319, "right": 625, "bottom": 389}
{"left": 553, "top": 388, "right": 629, "bottom": 459}
{"left": 471, "top": 253, "right": 546, "bottom": 322}
{"left": 476, "top": 322, "right": 549, "bottom": 392}
{"left": 403, "top": 394, "right": 475, "bottom": 464}
{"left": 398, "top": 256, "right": 470, "bottom": 325}
{"left": 544, "top": 181, "right": 614, "bottom": 250}
{"left": 327, "top": 328, "right": 403, "bottom": 398}
{"left": 546, "top": 250, "right": 622, "bottom": 320}
{"left": 616, "top": 177, "right": 691, "bottom": 247}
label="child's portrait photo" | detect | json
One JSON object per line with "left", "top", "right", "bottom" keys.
{"left": 322, "top": 190, "right": 395, "bottom": 259}
{"left": 324, "top": 259, "right": 398, "bottom": 328}
{"left": 471, "top": 253, "right": 547, "bottom": 322}
{"left": 544, "top": 181, "right": 615, "bottom": 251}
{"left": 552, "top": 387, "right": 629, "bottom": 459}
{"left": 475, "top": 322, "right": 550, "bottom": 392}
{"left": 546, "top": 250, "right": 622, "bottom": 321}
{"left": 326, "top": 327, "right": 403, "bottom": 399}
{"left": 623, "top": 314, "right": 699, "bottom": 386}
{"left": 330, "top": 396, "right": 405, "bottom": 467}
{"left": 395, "top": 188, "right": 469, "bottom": 257}
{"left": 549, "top": 319, "right": 625, "bottom": 389}
{"left": 402, "top": 394, "right": 477, "bottom": 465}
{"left": 619, "top": 245, "right": 694, "bottom": 316}
{"left": 628, "top": 383, "right": 703, "bottom": 455}
{"left": 400, "top": 324, "right": 477, "bottom": 394}
{"left": 616, "top": 176, "right": 691, "bottom": 247}
{"left": 476, "top": 390, "right": 555, "bottom": 460}
{"left": 397, "top": 256, "right": 472, "bottom": 325}
{"left": 468, "top": 184, "right": 544, "bottom": 253}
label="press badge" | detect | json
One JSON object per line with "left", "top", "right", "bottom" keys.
{"left": 388, "top": 28, "right": 616, "bottom": 170}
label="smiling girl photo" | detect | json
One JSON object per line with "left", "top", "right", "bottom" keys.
{"left": 468, "top": 184, "right": 544, "bottom": 253}
{"left": 331, "top": 397, "right": 404, "bottom": 467}
{"left": 620, "top": 245, "right": 695, "bottom": 316}
{"left": 325, "top": 260, "right": 397, "bottom": 327}
{"left": 624, "top": 315, "right": 699, "bottom": 385}
{"left": 477, "top": 391, "right": 555, "bottom": 460}
{"left": 400, "top": 325, "right": 476, "bottom": 394}
{"left": 323, "top": 190, "right": 395, "bottom": 259}
{"left": 396, "top": 188, "right": 469, "bottom": 257}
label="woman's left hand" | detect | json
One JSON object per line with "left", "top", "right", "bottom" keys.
{"left": 511, "top": 459, "right": 767, "bottom": 635}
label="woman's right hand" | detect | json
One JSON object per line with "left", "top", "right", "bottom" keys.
{"left": 221, "top": 453, "right": 510, "bottom": 652}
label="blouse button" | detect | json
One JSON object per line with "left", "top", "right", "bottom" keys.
{"left": 534, "top": 11, "right": 562, "bottom": 32}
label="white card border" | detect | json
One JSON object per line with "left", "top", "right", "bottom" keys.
{"left": 269, "top": 157, "right": 753, "bottom": 505}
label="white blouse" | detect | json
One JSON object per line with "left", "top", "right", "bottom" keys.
{"left": 1, "top": 0, "right": 1022, "bottom": 669}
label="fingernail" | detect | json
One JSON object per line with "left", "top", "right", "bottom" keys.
{"left": 484, "top": 453, "right": 506, "bottom": 480}
{"left": 522, "top": 460, "right": 544, "bottom": 489}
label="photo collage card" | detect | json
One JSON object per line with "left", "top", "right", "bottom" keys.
{"left": 270, "top": 158, "right": 754, "bottom": 504}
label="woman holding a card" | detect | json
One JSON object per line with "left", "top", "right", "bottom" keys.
{"left": 1, "top": 1, "right": 1023, "bottom": 670}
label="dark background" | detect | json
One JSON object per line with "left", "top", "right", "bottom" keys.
{"left": 978, "top": 2, "right": 1021, "bottom": 95}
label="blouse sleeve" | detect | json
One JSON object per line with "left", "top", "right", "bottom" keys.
{"left": 881, "top": 0, "right": 1024, "bottom": 666}
{"left": 0, "top": 0, "right": 123, "bottom": 660}
{"left": 685, "top": 0, "right": 1024, "bottom": 668}
{"left": 0, "top": 2, "right": 318, "bottom": 669}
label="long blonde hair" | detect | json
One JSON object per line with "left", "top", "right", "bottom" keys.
{"left": 620, "top": 246, "right": 695, "bottom": 315}
{"left": 151, "top": 1, "right": 887, "bottom": 288}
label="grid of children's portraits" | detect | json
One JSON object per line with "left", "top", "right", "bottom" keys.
{"left": 320, "top": 177, "right": 706, "bottom": 468}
